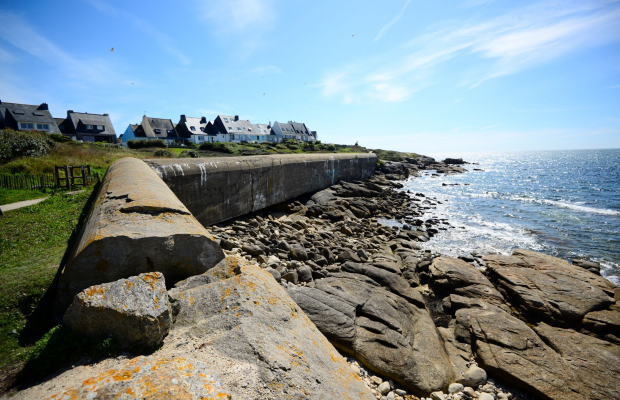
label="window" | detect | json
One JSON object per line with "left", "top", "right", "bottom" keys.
{"left": 190, "top": 126, "right": 196, "bottom": 131}
{"left": 199, "top": 136, "right": 204, "bottom": 141}
{"left": 154, "top": 129, "right": 162, "bottom": 134}
{"left": 224, "top": 118, "right": 229, "bottom": 122}
{"left": 228, "top": 126, "right": 232, "bottom": 130}
{"left": 97, "top": 125, "right": 104, "bottom": 130}
{"left": 86, "top": 124, "right": 94, "bottom": 129}
{"left": 19, "top": 122, "right": 34, "bottom": 130}
{"left": 37, "top": 124, "right": 50, "bottom": 131}
{"left": 13, "top": 110, "right": 24, "bottom": 115}
{"left": 83, "top": 136, "right": 95, "bottom": 142}
{"left": 200, "top": 127, "right": 205, "bottom": 132}
{"left": 237, "top": 127, "right": 242, "bottom": 131}
{"left": 167, "top": 130, "right": 174, "bottom": 134}
{"left": 248, "top": 128, "right": 252, "bottom": 131}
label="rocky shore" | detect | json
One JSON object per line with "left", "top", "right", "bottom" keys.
{"left": 202, "top": 156, "right": 620, "bottom": 400}
{"left": 9, "top": 155, "right": 619, "bottom": 400}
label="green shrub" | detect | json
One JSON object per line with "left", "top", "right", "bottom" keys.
{"left": 327, "top": 144, "right": 336, "bottom": 151}
{"left": 199, "top": 142, "right": 233, "bottom": 153}
{"left": 49, "top": 133, "right": 72, "bottom": 143}
{"left": 179, "top": 150, "right": 199, "bottom": 158}
{"left": 127, "top": 139, "right": 167, "bottom": 149}
{"left": 0, "top": 129, "right": 55, "bottom": 162}
{"left": 154, "top": 149, "right": 173, "bottom": 157}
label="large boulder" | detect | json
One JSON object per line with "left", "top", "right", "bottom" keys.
{"left": 429, "top": 257, "right": 504, "bottom": 305}
{"left": 288, "top": 273, "right": 454, "bottom": 396}
{"left": 455, "top": 302, "right": 585, "bottom": 400}
{"left": 54, "top": 158, "right": 225, "bottom": 317}
{"left": 167, "top": 257, "right": 374, "bottom": 399}
{"left": 63, "top": 272, "right": 171, "bottom": 348}
{"left": 485, "top": 250, "right": 615, "bottom": 325}
{"left": 534, "top": 322, "right": 620, "bottom": 400}
{"left": 341, "top": 262, "right": 425, "bottom": 306}
{"left": 19, "top": 257, "right": 374, "bottom": 399}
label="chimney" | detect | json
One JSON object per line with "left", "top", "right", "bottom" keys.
{"left": 234, "top": 115, "right": 239, "bottom": 121}
{"left": 38, "top": 103, "right": 49, "bottom": 111}
{"left": 103, "top": 113, "right": 108, "bottom": 116}
{"left": 180, "top": 114, "right": 186, "bottom": 121}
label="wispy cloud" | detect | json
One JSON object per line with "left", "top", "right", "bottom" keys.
{"left": 321, "top": 0, "right": 620, "bottom": 103}
{"left": 374, "top": 0, "right": 412, "bottom": 42}
{"left": 199, "top": 0, "right": 276, "bottom": 54}
{"left": 0, "top": 10, "right": 115, "bottom": 84}
{"left": 85, "top": 0, "right": 190, "bottom": 65}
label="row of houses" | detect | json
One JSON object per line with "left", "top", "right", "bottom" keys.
{"left": 0, "top": 100, "right": 318, "bottom": 145}
{"left": 0, "top": 101, "right": 116, "bottom": 142}
{"left": 121, "top": 114, "right": 317, "bottom": 146}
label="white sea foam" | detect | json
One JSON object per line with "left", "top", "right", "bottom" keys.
{"left": 542, "top": 200, "right": 620, "bottom": 216}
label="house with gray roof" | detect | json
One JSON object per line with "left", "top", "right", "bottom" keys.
{"left": 0, "top": 101, "right": 60, "bottom": 133}
{"left": 121, "top": 115, "right": 181, "bottom": 146}
{"left": 206, "top": 115, "right": 274, "bottom": 143}
{"left": 56, "top": 110, "right": 117, "bottom": 143}
{"left": 272, "top": 121, "right": 316, "bottom": 142}
{"left": 175, "top": 115, "right": 209, "bottom": 144}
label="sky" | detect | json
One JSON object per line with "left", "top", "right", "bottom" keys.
{"left": 0, "top": 0, "right": 619, "bottom": 154}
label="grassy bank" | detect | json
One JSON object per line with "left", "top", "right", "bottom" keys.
{"left": 0, "top": 189, "right": 94, "bottom": 384}
{"left": 0, "top": 188, "right": 50, "bottom": 205}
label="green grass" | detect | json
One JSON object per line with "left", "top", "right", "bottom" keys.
{"left": 0, "top": 188, "right": 51, "bottom": 206}
{"left": 0, "top": 189, "right": 94, "bottom": 375}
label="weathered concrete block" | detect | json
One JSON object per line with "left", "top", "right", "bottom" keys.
{"left": 64, "top": 272, "right": 171, "bottom": 348}
{"left": 147, "top": 153, "right": 377, "bottom": 226}
{"left": 54, "top": 157, "right": 225, "bottom": 317}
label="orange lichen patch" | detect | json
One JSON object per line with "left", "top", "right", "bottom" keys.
{"left": 141, "top": 272, "right": 161, "bottom": 290}
{"left": 83, "top": 284, "right": 108, "bottom": 299}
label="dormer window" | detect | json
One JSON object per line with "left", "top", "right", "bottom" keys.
{"left": 237, "top": 127, "right": 242, "bottom": 131}
{"left": 190, "top": 126, "right": 196, "bottom": 131}
{"left": 224, "top": 118, "right": 229, "bottom": 122}
{"left": 228, "top": 126, "right": 232, "bottom": 130}
{"left": 97, "top": 125, "right": 104, "bottom": 130}
{"left": 167, "top": 130, "right": 174, "bottom": 134}
{"left": 86, "top": 124, "right": 94, "bottom": 129}
{"left": 154, "top": 129, "right": 162, "bottom": 134}
{"left": 200, "top": 127, "right": 205, "bottom": 132}
{"left": 13, "top": 110, "right": 24, "bottom": 115}
{"left": 248, "top": 128, "right": 252, "bottom": 131}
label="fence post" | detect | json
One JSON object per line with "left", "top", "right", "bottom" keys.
{"left": 64, "top": 165, "right": 71, "bottom": 191}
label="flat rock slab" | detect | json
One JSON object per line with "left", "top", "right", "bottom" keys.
{"left": 485, "top": 250, "right": 614, "bottom": 325}
{"left": 456, "top": 303, "right": 584, "bottom": 400}
{"left": 54, "top": 157, "right": 225, "bottom": 316}
{"left": 429, "top": 257, "right": 504, "bottom": 304}
{"left": 11, "top": 355, "right": 231, "bottom": 400}
{"left": 288, "top": 272, "right": 453, "bottom": 396}
{"left": 64, "top": 272, "right": 171, "bottom": 348}
{"left": 534, "top": 322, "right": 620, "bottom": 400}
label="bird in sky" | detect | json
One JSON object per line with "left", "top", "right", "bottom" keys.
{"left": 352, "top": 34, "right": 356, "bottom": 37}
{"left": 110, "top": 47, "right": 115, "bottom": 52}
{"left": 263, "top": 93, "right": 265, "bottom": 95}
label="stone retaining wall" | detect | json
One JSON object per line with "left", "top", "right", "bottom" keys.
{"left": 146, "top": 153, "right": 376, "bottom": 226}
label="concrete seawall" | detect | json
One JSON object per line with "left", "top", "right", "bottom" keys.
{"left": 147, "top": 153, "right": 376, "bottom": 226}
{"left": 53, "top": 157, "right": 225, "bottom": 317}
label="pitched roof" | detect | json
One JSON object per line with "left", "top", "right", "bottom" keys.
{"left": 289, "top": 121, "right": 311, "bottom": 136}
{"left": 143, "top": 116, "right": 179, "bottom": 138}
{"left": 179, "top": 116, "right": 208, "bottom": 137}
{"left": 67, "top": 111, "right": 117, "bottom": 136}
{"left": 0, "top": 102, "right": 60, "bottom": 133}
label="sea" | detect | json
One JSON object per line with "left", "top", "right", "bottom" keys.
{"left": 400, "top": 148, "right": 620, "bottom": 285}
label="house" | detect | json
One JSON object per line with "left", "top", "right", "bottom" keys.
{"left": 206, "top": 115, "right": 273, "bottom": 143}
{"left": 175, "top": 115, "right": 209, "bottom": 144}
{"left": 55, "top": 110, "right": 117, "bottom": 143}
{"left": 122, "top": 115, "right": 182, "bottom": 146}
{"left": 272, "top": 121, "right": 316, "bottom": 142}
{"left": 0, "top": 101, "right": 60, "bottom": 133}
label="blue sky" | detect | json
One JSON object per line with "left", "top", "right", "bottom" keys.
{"left": 1, "top": 0, "right": 619, "bottom": 154}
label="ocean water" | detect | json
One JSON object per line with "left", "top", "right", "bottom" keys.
{"left": 402, "top": 149, "right": 620, "bottom": 285}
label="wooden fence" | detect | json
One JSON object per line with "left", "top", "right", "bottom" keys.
{"left": 0, "top": 165, "right": 100, "bottom": 191}
{"left": 0, "top": 173, "right": 56, "bottom": 190}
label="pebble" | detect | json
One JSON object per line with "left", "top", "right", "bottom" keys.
{"left": 479, "top": 393, "right": 494, "bottom": 400}
{"left": 378, "top": 381, "right": 391, "bottom": 395}
{"left": 449, "top": 383, "right": 464, "bottom": 393}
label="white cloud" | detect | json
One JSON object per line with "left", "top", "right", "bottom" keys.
{"left": 0, "top": 10, "right": 115, "bottom": 84}
{"left": 201, "top": 0, "right": 275, "bottom": 31}
{"left": 84, "top": 0, "right": 190, "bottom": 65}
{"left": 374, "top": 0, "right": 412, "bottom": 42}
{"left": 321, "top": 0, "right": 620, "bottom": 103}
